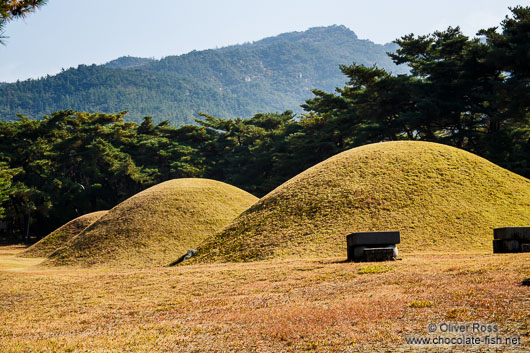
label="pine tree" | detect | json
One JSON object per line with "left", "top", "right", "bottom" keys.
{"left": 0, "top": 0, "right": 47, "bottom": 44}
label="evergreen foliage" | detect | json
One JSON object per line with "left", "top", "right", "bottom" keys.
{"left": 304, "top": 6, "right": 530, "bottom": 177}
{"left": 0, "top": 0, "right": 46, "bottom": 44}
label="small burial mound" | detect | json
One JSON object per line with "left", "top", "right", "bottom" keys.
{"left": 193, "top": 141, "right": 530, "bottom": 262}
{"left": 20, "top": 211, "right": 107, "bottom": 258}
{"left": 46, "top": 178, "right": 257, "bottom": 267}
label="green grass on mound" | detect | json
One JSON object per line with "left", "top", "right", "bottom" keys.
{"left": 20, "top": 211, "right": 107, "bottom": 258}
{"left": 193, "top": 141, "right": 530, "bottom": 263}
{"left": 46, "top": 179, "right": 257, "bottom": 268}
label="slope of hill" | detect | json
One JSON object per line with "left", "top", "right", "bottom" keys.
{"left": 19, "top": 211, "right": 107, "bottom": 258}
{"left": 45, "top": 178, "right": 257, "bottom": 267}
{"left": 0, "top": 25, "right": 407, "bottom": 125}
{"left": 0, "top": 65, "right": 254, "bottom": 125}
{"left": 191, "top": 141, "right": 530, "bottom": 263}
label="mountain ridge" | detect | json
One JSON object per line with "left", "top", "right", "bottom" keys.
{"left": 0, "top": 25, "right": 407, "bottom": 125}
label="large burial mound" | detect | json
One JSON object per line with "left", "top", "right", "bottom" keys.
{"left": 47, "top": 179, "right": 257, "bottom": 267}
{"left": 194, "top": 141, "right": 530, "bottom": 262}
{"left": 20, "top": 211, "right": 107, "bottom": 258}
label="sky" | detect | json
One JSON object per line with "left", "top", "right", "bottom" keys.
{"left": 0, "top": 0, "right": 528, "bottom": 82}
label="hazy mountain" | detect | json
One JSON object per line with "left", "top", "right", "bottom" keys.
{"left": 0, "top": 25, "right": 407, "bottom": 125}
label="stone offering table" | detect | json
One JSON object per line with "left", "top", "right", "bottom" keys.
{"left": 346, "top": 231, "right": 400, "bottom": 262}
{"left": 493, "top": 227, "right": 530, "bottom": 253}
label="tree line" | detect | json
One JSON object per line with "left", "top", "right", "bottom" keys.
{"left": 1, "top": 6, "right": 529, "bottom": 242}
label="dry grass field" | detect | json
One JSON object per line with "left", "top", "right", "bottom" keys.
{"left": 1, "top": 246, "right": 528, "bottom": 352}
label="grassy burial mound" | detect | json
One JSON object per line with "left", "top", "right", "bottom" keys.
{"left": 194, "top": 141, "right": 530, "bottom": 262}
{"left": 47, "top": 179, "right": 257, "bottom": 267}
{"left": 20, "top": 211, "right": 107, "bottom": 258}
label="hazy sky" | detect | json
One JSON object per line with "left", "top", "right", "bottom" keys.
{"left": 0, "top": 0, "right": 528, "bottom": 82}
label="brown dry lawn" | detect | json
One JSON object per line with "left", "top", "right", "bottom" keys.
{"left": 0, "top": 246, "right": 528, "bottom": 352}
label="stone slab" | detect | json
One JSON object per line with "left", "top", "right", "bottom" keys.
{"left": 351, "top": 246, "right": 367, "bottom": 260}
{"left": 503, "top": 240, "right": 520, "bottom": 252}
{"left": 346, "top": 231, "right": 400, "bottom": 247}
{"left": 349, "top": 245, "right": 398, "bottom": 262}
{"left": 493, "top": 239, "right": 522, "bottom": 253}
{"left": 493, "top": 227, "right": 530, "bottom": 241}
{"left": 347, "top": 245, "right": 355, "bottom": 261}
{"left": 492, "top": 239, "right": 504, "bottom": 253}
{"left": 522, "top": 243, "right": 530, "bottom": 253}
{"left": 363, "top": 248, "right": 395, "bottom": 262}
